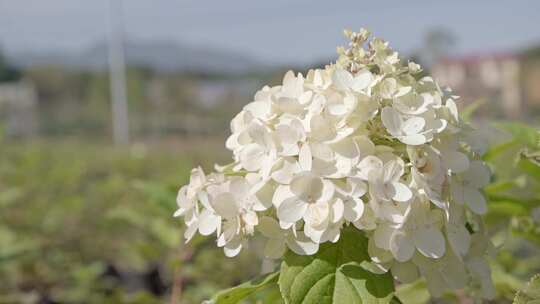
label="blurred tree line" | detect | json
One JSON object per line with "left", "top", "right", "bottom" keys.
{"left": 0, "top": 46, "right": 286, "bottom": 141}
{"left": 0, "top": 49, "right": 21, "bottom": 82}
{"left": 22, "top": 66, "right": 233, "bottom": 138}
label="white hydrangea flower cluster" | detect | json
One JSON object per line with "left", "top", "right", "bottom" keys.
{"left": 174, "top": 29, "right": 495, "bottom": 299}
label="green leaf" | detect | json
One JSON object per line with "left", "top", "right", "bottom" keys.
{"left": 487, "top": 200, "right": 529, "bottom": 217}
{"left": 484, "top": 180, "right": 519, "bottom": 195}
{"left": 499, "top": 123, "right": 540, "bottom": 149}
{"left": 209, "top": 271, "right": 279, "bottom": 304}
{"left": 514, "top": 274, "right": 540, "bottom": 304}
{"left": 250, "top": 285, "right": 284, "bottom": 303}
{"left": 279, "top": 226, "right": 394, "bottom": 304}
{"left": 461, "top": 98, "right": 486, "bottom": 122}
{"left": 483, "top": 140, "right": 519, "bottom": 162}
{"left": 511, "top": 217, "right": 540, "bottom": 245}
{"left": 518, "top": 157, "right": 540, "bottom": 182}
{"left": 395, "top": 280, "right": 430, "bottom": 304}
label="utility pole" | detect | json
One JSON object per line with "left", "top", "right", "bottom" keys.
{"left": 108, "top": 0, "right": 129, "bottom": 145}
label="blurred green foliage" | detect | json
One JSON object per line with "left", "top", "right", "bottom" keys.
{"left": 513, "top": 273, "right": 540, "bottom": 303}
{"left": 0, "top": 49, "right": 21, "bottom": 82}
{"left": 484, "top": 123, "right": 540, "bottom": 303}
{"left": 0, "top": 139, "right": 262, "bottom": 303}
{"left": 0, "top": 120, "right": 539, "bottom": 303}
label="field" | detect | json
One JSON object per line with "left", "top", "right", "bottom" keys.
{"left": 1, "top": 123, "right": 540, "bottom": 303}
{"left": 0, "top": 138, "right": 265, "bottom": 303}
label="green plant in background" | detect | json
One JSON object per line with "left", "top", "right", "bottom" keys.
{"left": 0, "top": 123, "right": 539, "bottom": 303}
{"left": 483, "top": 123, "right": 540, "bottom": 302}
{"left": 514, "top": 274, "right": 540, "bottom": 304}
{"left": 0, "top": 140, "right": 263, "bottom": 303}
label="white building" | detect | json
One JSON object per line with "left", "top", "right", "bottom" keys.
{"left": 432, "top": 53, "right": 522, "bottom": 118}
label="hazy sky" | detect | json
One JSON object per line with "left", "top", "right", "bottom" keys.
{"left": 1, "top": 0, "right": 539, "bottom": 64}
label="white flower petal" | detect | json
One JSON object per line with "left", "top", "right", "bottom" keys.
{"left": 447, "top": 224, "right": 471, "bottom": 257}
{"left": 332, "top": 69, "right": 353, "bottom": 90}
{"left": 395, "top": 86, "right": 412, "bottom": 97}
{"left": 368, "top": 237, "right": 394, "bottom": 263}
{"left": 264, "top": 238, "right": 287, "bottom": 259}
{"left": 446, "top": 99, "right": 459, "bottom": 121}
{"left": 271, "top": 158, "right": 300, "bottom": 184}
{"left": 381, "top": 106, "right": 402, "bottom": 136}
{"left": 286, "top": 232, "right": 319, "bottom": 255}
{"left": 354, "top": 136, "right": 375, "bottom": 157}
{"left": 380, "top": 78, "right": 397, "bottom": 99}
{"left": 390, "top": 230, "right": 415, "bottom": 262}
{"left": 173, "top": 202, "right": 188, "bottom": 218}
{"left": 431, "top": 118, "right": 447, "bottom": 133}
{"left": 198, "top": 190, "right": 212, "bottom": 210}
{"left": 332, "top": 138, "right": 360, "bottom": 161}
{"left": 229, "top": 178, "right": 249, "bottom": 200}
{"left": 445, "top": 151, "right": 469, "bottom": 173}
{"left": 450, "top": 179, "right": 465, "bottom": 205}
{"left": 350, "top": 178, "right": 368, "bottom": 197}
{"left": 239, "top": 143, "right": 266, "bottom": 171}
{"left": 211, "top": 193, "right": 239, "bottom": 219}
{"left": 390, "top": 182, "right": 413, "bottom": 202}
{"left": 374, "top": 224, "right": 394, "bottom": 250}
{"left": 223, "top": 238, "right": 243, "bottom": 257}
{"left": 351, "top": 70, "right": 373, "bottom": 92}
{"left": 244, "top": 100, "right": 271, "bottom": 118}
{"left": 401, "top": 117, "right": 425, "bottom": 135}
{"left": 466, "top": 161, "right": 491, "bottom": 188}
{"left": 280, "top": 220, "right": 294, "bottom": 230}
{"left": 383, "top": 159, "right": 404, "bottom": 183}
{"left": 343, "top": 197, "right": 364, "bottom": 222}
{"left": 328, "top": 103, "right": 348, "bottom": 116}
{"left": 252, "top": 180, "right": 274, "bottom": 211}
{"left": 184, "top": 223, "right": 198, "bottom": 242}
{"left": 258, "top": 217, "right": 283, "bottom": 239}
{"left": 400, "top": 134, "right": 427, "bottom": 145}
{"left": 272, "top": 184, "right": 294, "bottom": 208}
{"left": 322, "top": 225, "right": 341, "bottom": 243}
{"left": 421, "top": 267, "right": 446, "bottom": 298}
{"left": 198, "top": 209, "right": 220, "bottom": 236}
{"left": 467, "top": 258, "right": 496, "bottom": 299}
{"left": 413, "top": 227, "right": 446, "bottom": 259}
{"left": 391, "top": 261, "right": 419, "bottom": 283}
{"left": 219, "top": 220, "right": 239, "bottom": 245}
{"left": 225, "top": 133, "right": 240, "bottom": 150}
{"left": 464, "top": 187, "right": 487, "bottom": 215}
{"left": 353, "top": 205, "right": 377, "bottom": 230}
{"left": 277, "top": 197, "right": 308, "bottom": 223}
{"left": 290, "top": 173, "right": 322, "bottom": 199}
{"left": 243, "top": 211, "right": 258, "bottom": 226}
{"left": 319, "top": 179, "right": 336, "bottom": 202}
{"left": 331, "top": 199, "right": 345, "bottom": 223}
{"left": 304, "top": 201, "right": 330, "bottom": 228}
{"left": 303, "top": 223, "right": 325, "bottom": 243}
{"left": 357, "top": 155, "right": 383, "bottom": 180}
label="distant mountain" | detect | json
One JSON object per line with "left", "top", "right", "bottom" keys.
{"left": 6, "top": 40, "right": 261, "bottom": 74}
